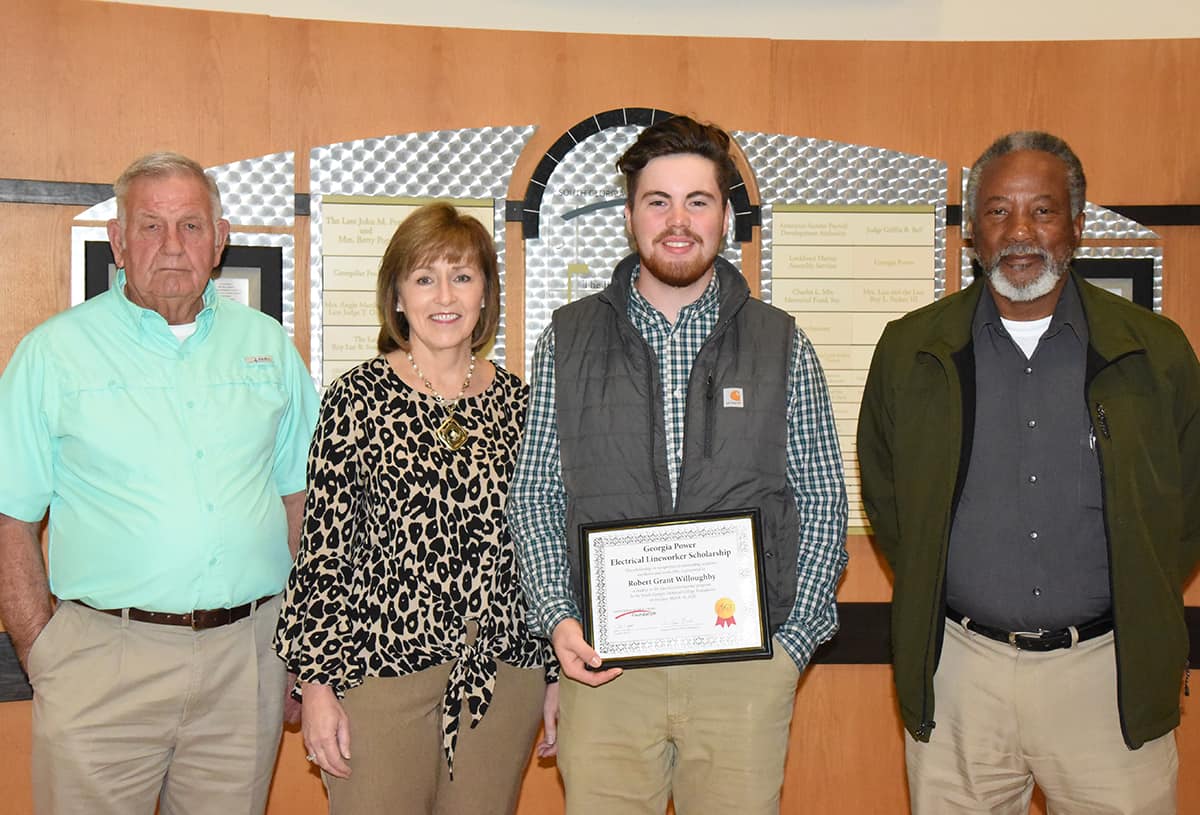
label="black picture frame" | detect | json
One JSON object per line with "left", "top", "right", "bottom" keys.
{"left": 84, "top": 241, "right": 285, "bottom": 324}
{"left": 1072, "top": 256, "right": 1155, "bottom": 310}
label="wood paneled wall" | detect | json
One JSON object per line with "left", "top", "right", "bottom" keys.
{"left": 1, "top": 2, "right": 1197, "bottom": 812}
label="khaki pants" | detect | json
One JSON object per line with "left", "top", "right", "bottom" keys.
{"left": 907, "top": 619, "right": 1179, "bottom": 814}
{"left": 324, "top": 661, "right": 545, "bottom": 815}
{"left": 28, "top": 596, "right": 286, "bottom": 815}
{"left": 556, "top": 640, "right": 800, "bottom": 815}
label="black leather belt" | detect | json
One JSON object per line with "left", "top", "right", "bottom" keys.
{"left": 947, "top": 607, "right": 1113, "bottom": 651}
{"left": 74, "top": 595, "right": 276, "bottom": 630}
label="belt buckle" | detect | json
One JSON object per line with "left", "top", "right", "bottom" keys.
{"left": 191, "top": 608, "right": 232, "bottom": 630}
{"left": 1007, "top": 629, "right": 1046, "bottom": 648}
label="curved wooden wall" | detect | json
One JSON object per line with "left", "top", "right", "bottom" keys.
{"left": 1, "top": 3, "right": 1198, "bottom": 813}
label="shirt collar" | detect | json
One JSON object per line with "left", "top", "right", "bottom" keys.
{"left": 113, "top": 268, "right": 219, "bottom": 348}
{"left": 973, "top": 268, "right": 1087, "bottom": 346}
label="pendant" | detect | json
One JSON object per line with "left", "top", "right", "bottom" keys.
{"left": 435, "top": 415, "right": 469, "bottom": 450}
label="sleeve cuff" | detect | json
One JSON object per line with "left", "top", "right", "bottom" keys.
{"left": 535, "top": 599, "right": 581, "bottom": 641}
{"left": 773, "top": 623, "right": 818, "bottom": 672}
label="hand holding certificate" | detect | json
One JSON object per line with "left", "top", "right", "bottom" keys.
{"left": 580, "top": 509, "right": 772, "bottom": 669}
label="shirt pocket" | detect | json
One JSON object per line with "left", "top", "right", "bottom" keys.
{"left": 202, "top": 375, "right": 288, "bottom": 463}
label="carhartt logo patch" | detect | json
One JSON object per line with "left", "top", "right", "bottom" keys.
{"left": 723, "top": 387, "right": 744, "bottom": 408}
{"left": 244, "top": 355, "right": 274, "bottom": 365}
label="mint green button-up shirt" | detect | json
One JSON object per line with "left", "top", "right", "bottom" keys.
{"left": 0, "top": 273, "right": 319, "bottom": 612}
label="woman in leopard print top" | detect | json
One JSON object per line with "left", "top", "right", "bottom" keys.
{"left": 275, "top": 203, "right": 556, "bottom": 814}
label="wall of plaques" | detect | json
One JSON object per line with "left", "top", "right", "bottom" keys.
{"left": 65, "top": 116, "right": 1164, "bottom": 533}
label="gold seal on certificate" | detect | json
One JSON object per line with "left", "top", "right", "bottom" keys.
{"left": 579, "top": 509, "right": 772, "bottom": 669}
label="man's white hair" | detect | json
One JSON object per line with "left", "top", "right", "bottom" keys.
{"left": 114, "top": 152, "right": 222, "bottom": 226}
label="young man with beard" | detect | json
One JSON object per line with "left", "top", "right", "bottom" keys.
{"left": 507, "top": 116, "right": 848, "bottom": 814}
{"left": 857, "top": 131, "right": 1200, "bottom": 814}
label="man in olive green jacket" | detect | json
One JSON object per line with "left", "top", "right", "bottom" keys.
{"left": 858, "top": 130, "right": 1200, "bottom": 813}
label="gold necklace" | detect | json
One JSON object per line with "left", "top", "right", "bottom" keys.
{"left": 406, "top": 351, "right": 476, "bottom": 450}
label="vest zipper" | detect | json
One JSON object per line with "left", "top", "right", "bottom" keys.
{"left": 644, "top": 340, "right": 666, "bottom": 515}
{"left": 704, "top": 372, "right": 715, "bottom": 458}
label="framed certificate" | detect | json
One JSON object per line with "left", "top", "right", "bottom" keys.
{"left": 579, "top": 509, "right": 772, "bottom": 669}
{"left": 1073, "top": 256, "right": 1155, "bottom": 310}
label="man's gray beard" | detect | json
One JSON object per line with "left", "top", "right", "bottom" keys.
{"left": 982, "top": 244, "right": 1071, "bottom": 303}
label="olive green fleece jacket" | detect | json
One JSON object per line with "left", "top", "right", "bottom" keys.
{"left": 857, "top": 272, "right": 1200, "bottom": 748}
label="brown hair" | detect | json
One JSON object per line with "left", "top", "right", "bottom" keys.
{"left": 375, "top": 202, "right": 500, "bottom": 354}
{"left": 616, "top": 116, "right": 738, "bottom": 205}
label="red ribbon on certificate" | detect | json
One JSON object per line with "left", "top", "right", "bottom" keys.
{"left": 714, "top": 597, "right": 736, "bottom": 628}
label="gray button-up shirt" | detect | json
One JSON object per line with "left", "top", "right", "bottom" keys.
{"left": 946, "top": 277, "right": 1110, "bottom": 631}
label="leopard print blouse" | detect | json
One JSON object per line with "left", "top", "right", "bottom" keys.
{"left": 275, "top": 355, "right": 551, "bottom": 769}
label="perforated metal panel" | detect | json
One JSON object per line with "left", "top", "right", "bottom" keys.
{"left": 522, "top": 124, "right": 745, "bottom": 373}
{"left": 72, "top": 152, "right": 298, "bottom": 334}
{"left": 308, "top": 127, "right": 535, "bottom": 387}
{"left": 75, "top": 152, "right": 295, "bottom": 227}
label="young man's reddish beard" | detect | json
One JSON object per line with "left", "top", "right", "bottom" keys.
{"left": 640, "top": 229, "right": 718, "bottom": 288}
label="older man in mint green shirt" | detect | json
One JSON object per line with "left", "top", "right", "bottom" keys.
{"left": 1, "top": 269, "right": 315, "bottom": 611}
{"left": 0, "top": 153, "right": 318, "bottom": 815}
